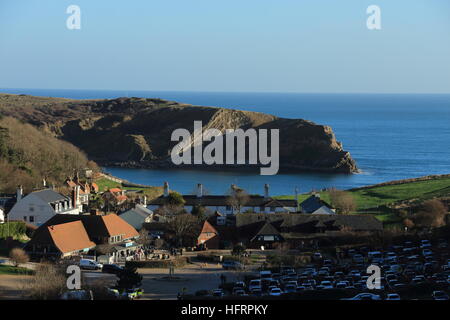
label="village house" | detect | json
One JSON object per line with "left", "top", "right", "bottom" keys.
{"left": 197, "top": 220, "right": 220, "bottom": 250}
{"left": 8, "top": 187, "right": 81, "bottom": 226}
{"left": 25, "top": 213, "right": 140, "bottom": 261}
{"left": 119, "top": 204, "right": 153, "bottom": 231}
{"left": 148, "top": 182, "right": 298, "bottom": 214}
{"left": 65, "top": 173, "right": 99, "bottom": 211}
{"left": 300, "top": 194, "right": 336, "bottom": 214}
{"left": 102, "top": 188, "right": 128, "bottom": 207}
{"left": 25, "top": 220, "right": 96, "bottom": 258}
{"left": 202, "top": 213, "right": 383, "bottom": 249}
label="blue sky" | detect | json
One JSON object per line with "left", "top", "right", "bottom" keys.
{"left": 0, "top": 0, "right": 449, "bottom": 93}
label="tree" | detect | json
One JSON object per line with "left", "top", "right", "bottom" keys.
{"left": 116, "top": 264, "right": 142, "bottom": 291}
{"left": 414, "top": 199, "right": 448, "bottom": 228}
{"left": 168, "top": 214, "right": 199, "bottom": 247}
{"left": 226, "top": 185, "right": 249, "bottom": 214}
{"left": 95, "top": 244, "right": 114, "bottom": 256}
{"left": 232, "top": 244, "right": 246, "bottom": 256}
{"left": 27, "top": 263, "right": 67, "bottom": 299}
{"left": 136, "top": 228, "right": 151, "bottom": 247}
{"left": 9, "top": 248, "right": 29, "bottom": 267}
{"left": 329, "top": 188, "right": 357, "bottom": 214}
{"left": 191, "top": 205, "right": 207, "bottom": 221}
{"left": 165, "top": 191, "right": 185, "bottom": 207}
{"left": 403, "top": 218, "right": 415, "bottom": 230}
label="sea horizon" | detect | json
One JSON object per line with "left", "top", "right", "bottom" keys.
{"left": 2, "top": 88, "right": 448, "bottom": 195}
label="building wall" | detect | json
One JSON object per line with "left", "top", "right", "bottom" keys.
{"left": 8, "top": 195, "right": 79, "bottom": 227}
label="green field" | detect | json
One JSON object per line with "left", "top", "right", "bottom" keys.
{"left": 277, "top": 175, "right": 450, "bottom": 225}
{"left": 95, "top": 177, "right": 163, "bottom": 199}
{"left": 0, "top": 265, "right": 33, "bottom": 275}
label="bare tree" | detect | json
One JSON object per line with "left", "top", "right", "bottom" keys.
{"left": 329, "top": 188, "right": 357, "bottom": 214}
{"left": 414, "top": 199, "right": 448, "bottom": 228}
{"left": 226, "top": 185, "right": 250, "bottom": 214}
{"left": 136, "top": 228, "right": 151, "bottom": 247}
{"left": 168, "top": 214, "right": 199, "bottom": 247}
{"left": 26, "top": 263, "right": 67, "bottom": 300}
{"left": 9, "top": 248, "right": 29, "bottom": 267}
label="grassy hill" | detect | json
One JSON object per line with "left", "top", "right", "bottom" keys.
{"left": 278, "top": 174, "right": 450, "bottom": 226}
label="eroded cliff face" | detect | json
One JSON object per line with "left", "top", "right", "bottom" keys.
{"left": 0, "top": 94, "right": 358, "bottom": 173}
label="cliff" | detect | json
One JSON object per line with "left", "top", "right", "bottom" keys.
{"left": 0, "top": 94, "right": 358, "bottom": 173}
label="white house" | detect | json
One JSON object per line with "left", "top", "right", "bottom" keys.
{"left": 8, "top": 187, "right": 80, "bottom": 226}
{"left": 148, "top": 182, "right": 298, "bottom": 215}
{"left": 0, "top": 208, "right": 4, "bottom": 224}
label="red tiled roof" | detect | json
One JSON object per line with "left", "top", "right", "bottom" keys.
{"left": 101, "top": 214, "right": 139, "bottom": 239}
{"left": 47, "top": 221, "right": 96, "bottom": 254}
{"left": 109, "top": 188, "right": 122, "bottom": 193}
{"left": 200, "top": 220, "right": 218, "bottom": 234}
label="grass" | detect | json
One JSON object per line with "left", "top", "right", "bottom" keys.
{"left": 277, "top": 175, "right": 450, "bottom": 225}
{"left": 95, "top": 177, "right": 163, "bottom": 200}
{"left": 0, "top": 264, "right": 33, "bottom": 275}
{"left": 278, "top": 175, "right": 450, "bottom": 211}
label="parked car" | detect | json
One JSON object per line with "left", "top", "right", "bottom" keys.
{"left": 343, "top": 293, "right": 382, "bottom": 300}
{"left": 249, "top": 279, "right": 262, "bottom": 291}
{"left": 269, "top": 288, "right": 283, "bottom": 296}
{"left": 432, "top": 291, "right": 449, "bottom": 300}
{"left": 61, "top": 290, "right": 93, "bottom": 300}
{"left": 123, "top": 288, "right": 144, "bottom": 300}
{"left": 386, "top": 293, "right": 401, "bottom": 300}
{"left": 212, "top": 289, "right": 224, "bottom": 297}
{"left": 102, "top": 264, "right": 124, "bottom": 274}
{"left": 79, "top": 259, "right": 103, "bottom": 270}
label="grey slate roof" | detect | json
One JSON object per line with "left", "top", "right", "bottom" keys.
{"left": 32, "top": 189, "right": 69, "bottom": 203}
{"left": 149, "top": 195, "right": 297, "bottom": 208}
{"left": 119, "top": 205, "right": 153, "bottom": 230}
{"left": 300, "top": 195, "right": 333, "bottom": 213}
{"left": 236, "top": 213, "right": 383, "bottom": 232}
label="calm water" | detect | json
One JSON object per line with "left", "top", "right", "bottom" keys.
{"left": 2, "top": 88, "right": 450, "bottom": 195}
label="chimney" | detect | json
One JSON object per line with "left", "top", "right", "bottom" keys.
{"left": 197, "top": 183, "right": 203, "bottom": 198}
{"left": 42, "top": 178, "right": 47, "bottom": 188}
{"left": 163, "top": 182, "right": 169, "bottom": 197}
{"left": 143, "top": 195, "right": 147, "bottom": 206}
{"left": 295, "top": 187, "right": 299, "bottom": 212}
{"left": 16, "top": 185, "right": 23, "bottom": 201}
{"left": 73, "top": 185, "right": 80, "bottom": 208}
{"left": 264, "top": 184, "right": 270, "bottom": 200}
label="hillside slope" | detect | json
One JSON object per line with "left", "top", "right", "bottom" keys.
{"left": 0, "top": 116, "right": 94, "bottom": 193}
{"left": 0, "top": 94, "right": 357, "bottom": 173}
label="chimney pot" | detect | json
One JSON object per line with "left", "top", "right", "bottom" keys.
{"left": 197, "top": 183, "right": 203, "bottom": 198}
{"left": 163, "top": 182, "right": 169, "bottom": 197}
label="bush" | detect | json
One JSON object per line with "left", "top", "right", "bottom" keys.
{"left": 0, "top": 222, "right": 26, "bottom": 239}
{"left": 9, "top": 248, "right": 29, "bottom": 267}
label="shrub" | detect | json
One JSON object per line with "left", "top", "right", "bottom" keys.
{"left": 9, "top": 248, "right": 29, "bottom": 267}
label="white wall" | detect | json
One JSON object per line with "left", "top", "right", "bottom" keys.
{"left": 8, "top": 194, "right": 79, "bottom": 226}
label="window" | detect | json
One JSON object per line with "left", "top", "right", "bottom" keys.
{"left": 29, "top": 216, "right": 35, "bottom": 223}
{"left": 23, "top": 216, "right": 27, "bottom": 221}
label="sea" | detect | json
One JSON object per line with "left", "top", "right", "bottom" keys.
{"left": 2, "top": 88, "right": 450, "bottom": 196}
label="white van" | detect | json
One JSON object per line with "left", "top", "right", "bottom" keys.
{"left": 79, "top": 259, "right": 103, "bottom": 270}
